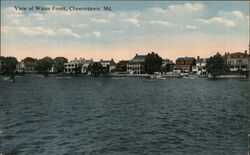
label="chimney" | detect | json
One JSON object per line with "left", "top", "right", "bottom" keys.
{"left": 197, "top": 56, "right": 200, "bottom": 60}
{"left": 245, "top": 50, "right": 247, "bottom": 54}
{"left": 136, "top": 53, "right": 138, "bottom": 56}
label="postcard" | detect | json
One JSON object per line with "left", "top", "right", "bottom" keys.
{"left": 0, "top": 0, "right": 249, "bottom": 154}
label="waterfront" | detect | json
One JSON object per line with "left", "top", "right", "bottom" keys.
{"left": 0, "top": 76, "right": 249, "bottom": 155}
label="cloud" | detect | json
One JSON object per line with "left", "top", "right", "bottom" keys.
{"left": 185, "top": 25, "right": 198, "bottom": 29}
{"left": 18, "top": 26, "right": 56, "bottom": 36}
{"left": 121, "top": 18, "right": 140, "bottom": 26}
{"left": 91, "top": 17, "right": 110, "bottom": 23}
{"left": 30, "top": 13, "right": 45, "bottom": 21}
{"left": 72, "top": 24, "right": 87, "bottom": 28}
{"left": 4, "top": 7, "right": 23, "bottom": 18}
{"left": 113, "top": 30, "right": 125, "bottom": 34}
{"left": 232, "top": 11, "right": 245, "bottom": 20}
{"left": 1, "top": 26, "right": 9, "bottom": 33}
{"left": 59, "top": 28, "right": 81, "bottom": 38}
{"left": 91, "top": 31, "right": 101, "bottom": 37}
{"left": 148, "top": 7, "right": 167, "bottom": 13}
{"left": 168, "top": 3, "right": 204, "bottom": 12}
{"left": 148, "top": 20, "right": 171, "bottom": 27}
{"left": 218, "top": 10, "right": 249, "bottom": 21}
{"left": 199, "top": 17, "right": 235, "bottom": 27}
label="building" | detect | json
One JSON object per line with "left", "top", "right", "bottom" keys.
{"left": 64, "top": 58, "right": 85, "bottom": 74}
{"left": 99, "top": 59, "right": 116, "bottom": 73}
{"left": 192, "top": 56, "right": 207, "bottom": 75}
{"left": 116, "top": 60, "right": 129, "bottom": 73}
{"left": 127, "top": 54, "right": 146, "bottom": 74}
{"left": 161, "top": 59, "right": 174, "bottom": 73}
{"left": 175, "top": 57, "right": 196, "bottom": 73}
{"left": 81, "top": 59, "right": 93, "bottom": 74}
{"left": 16, "top": 59, "right": 37, "bottom": 73}
{"left": 224, "top": 51, "right": 249, "bottom": 72}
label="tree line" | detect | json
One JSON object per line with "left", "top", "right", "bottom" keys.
{"left": 0, "top": 52, "right": 233, "bottom": 78}
{"left": 0, "top": 56, "right": 68, "bottom": 75}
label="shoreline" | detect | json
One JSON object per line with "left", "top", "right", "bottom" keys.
{"left": 0, "top": 73, "right": 248, "bottom": 79}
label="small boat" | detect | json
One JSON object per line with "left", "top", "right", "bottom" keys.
{"left": 149, "top": 74, "right": 166, "bottom": 80}
{"left": 158, "top": 77, "right": 166, "bottom": 80}
{"left": 182, "top": 75, "right": 196, "bottom": 79}
{"left": 3, "top": 76, "right": 15, "bottom": 82}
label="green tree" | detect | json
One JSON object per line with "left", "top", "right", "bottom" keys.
{"left": 54, "top": 57, "right": 68, "bottom": 73}
{"left": 145, "top": 52, "right": 163, "bottom": 74}
{"left": 87, "top": 62, "right": 103, "bottom": 76}
{"left": 35, "top": 57, "right": 54, "bottom": 73}
{"left": 0, "top": 56, "right": 18, "bottom": 74}
{"left": 206, "top": 53, "right": 229, "bottom": 78}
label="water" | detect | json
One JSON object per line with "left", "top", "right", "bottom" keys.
{"left": 0, "top": 76, "right": 249, "bottom": 155}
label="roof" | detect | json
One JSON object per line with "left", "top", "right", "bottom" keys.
{"left": 226, "top": 52, "right": 248, "bottom": 59}
{"left": 176, "top": 57, "right": 195, "bottom": 62}
{"left": 22, "top": 60, "right": 36, "bottom": 67}
{"left": 196, "top": 58, "right": 207, "bottom": 63}
{"left": 134, "top": 54, "right": 146, "bottom": 59}
{"left": 99, "top": 59, "right": 116, "bottom": 66}
{"left": 131, "top": 54, "right": 146, "bottom": 62}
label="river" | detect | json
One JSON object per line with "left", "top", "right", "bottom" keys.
{"left": 0, "top": 76, "right": 249, "bottom": 155}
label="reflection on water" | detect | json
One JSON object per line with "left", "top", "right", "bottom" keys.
{"left": 0, "top": 76, "right": 249, "bottom": 154}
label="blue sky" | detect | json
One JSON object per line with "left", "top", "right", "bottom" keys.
{"left": 1, "top": 1, "right": 249, "bottom": 61}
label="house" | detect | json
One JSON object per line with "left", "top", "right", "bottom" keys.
{"left": 224, "top": 51, "right": 249, "bottom": 72}
{"left": 116, "top": 60, "right": 129, "bottom": 73}
{"left": 16, "top": 59, "right": 37, "bottom": 73}
{"left": 161, "top": 59, "right": 174, "bottom": 73}
{"left": 175, "top": 57, "right": 196, "bottom": 73}
{"left": 81, "top": 59, "right": 93, "bottom": 74}
{"left": 127, "top": 54, "right": 146, "bottom": 74}
{"left": 64, "top": 58, "right": 85, "bottom": 74}
{"left": 192, "top": 56, "right": 207, "bottom": 75}
{"left": 99, "top": 59, "right": 116, "bottom": 73}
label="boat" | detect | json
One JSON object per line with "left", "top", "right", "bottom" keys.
{"left": 3, "top": 76, "right": 15, "bottom": 82}
{"left": 149, "top": 72, "right": 166, "bottom": 80}
{"left": 182, "top": 75, "right": 196, "bottom": 79}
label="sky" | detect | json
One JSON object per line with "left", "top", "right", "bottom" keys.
{"left": 1, "top": 1, "right": 249, "bottom": 62}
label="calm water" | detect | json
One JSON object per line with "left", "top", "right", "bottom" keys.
{"left": 0, "top": 76, "right": 249, "bottom": 155}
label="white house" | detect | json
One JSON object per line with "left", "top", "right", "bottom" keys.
{"left": 192, "top": 56, "right": 207, "bottom": 75}
{"left": 64, "top": 58, "right": 85, "bottom": 74}
{"left": 16, "top": 60, "right": 36, "bottom": 73}
{"left": 81, "top": 59, "right": 93, "bottom": 74}
{"left": 224, "top": 51, "right": 249, "bottom": 72}
{"left": 99, "top": 59, "right": 116, "bottom": 72}
{"left": 127, "top": 54, "right": 146, "bottom": 74}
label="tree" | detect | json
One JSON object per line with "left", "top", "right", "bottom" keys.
{"left": 206, "top": 53, "right": 229, "bottom": 78}
{"left": 0, "top": 56, "right": 18, "bottom": 74}
{"left": 145, "top": 52, "right": 163, "bottom": 74}
{"left": 35, "top": 57, "right": 54, "bottom": 73}
{"left": 23, "top": 57, "right": 37, "bottom": 63}
{"left": 87, "top": 62, "right": 103, "bottom": 76}
{"left": 54, "top": 57, "right": 68, "bottom": 73}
